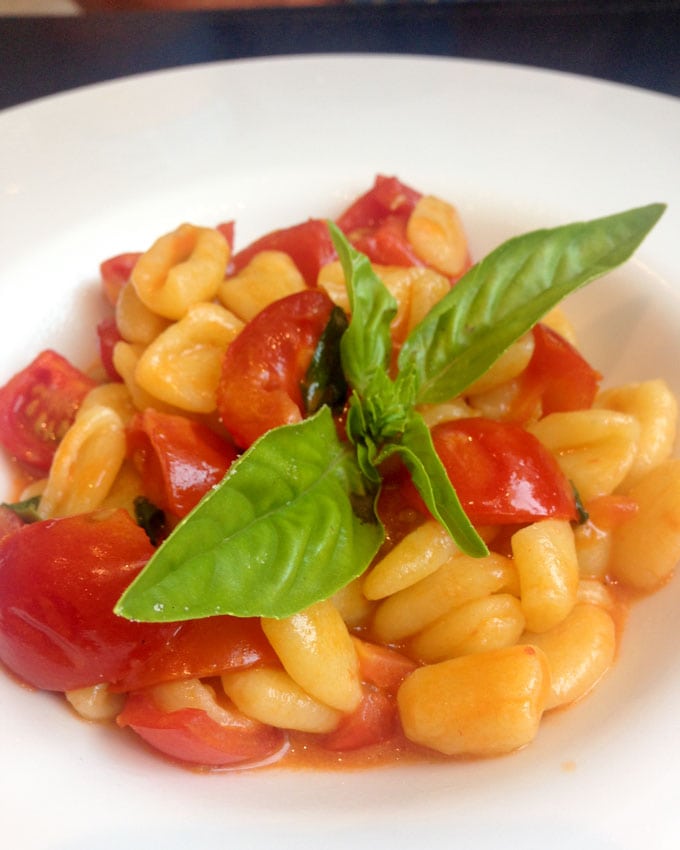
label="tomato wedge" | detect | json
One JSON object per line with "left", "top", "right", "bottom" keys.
{"left": 336, "top": 175, "right": 423, "bottom": 267}
{"left": 0, "top": 349, "right": 97, "bottom": 475}
{"left": 96, "top": 316, "right": 123, "bottom": 382}
{"left": 100, "top": 251, "right": 141, "bottom": 307}
{"left": 117, "top": 687, "right": 287, "bottom": 768}
{"left": 400, "top": 417, "right": 578, "bottom": 525}
{"left": 230, "top": 219, "right": 336, "bottom": 287}
{"left": 126, "top": 409, "right": 238, "bottom": 519}
{"left": 508, "top": 323, "right": 601, "bottom": 423}
{"left": 216, "top": 289, "right": 336, "bottom": 449}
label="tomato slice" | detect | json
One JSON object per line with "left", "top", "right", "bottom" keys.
{"left": 0, "top": 506, "right": 23, "bottom": 546}
{"left": 117, "top": 687, "right": 287, "bottom": 768}
{"left": 508, "top": 323, "right": 601, "bottom": 423}
{"left": 336, "top": 175, "right": 423, "bottom": 267}
{"left": 0, "top": 510, "right": 275, "bottom": 692}
{"left": 230, "top": 219, "right": 336, "bottom": 286}
{"left": 0, "top": 349, "right": 97, "bottom": 475}
{"left": 400, "top": 417, "right": 578, "bottom": 525}
{"left": 100, "top": 252, "right": 141, "bottom": 307}
{"left": 216, "top": 289, "right": 336, "bottom": 449}
{"left": 126, "top": 409, "right": 238, "bottom": 518}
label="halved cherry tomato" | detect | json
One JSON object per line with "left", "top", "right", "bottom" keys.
{"left": 117, "top": 688, "right": 287, "bottom": 768}
{"left": 0, "top": 349, "right": 97, "bottom": 475}
{"left": 0, "top": 510, "right": 275, "bottom": 692}
{"left": 230, "top": 219, "right": 336, "bottom": 286}
{"left": 507, "top": 323, "right": 601, "bottom": 423}
{"left": 400, "top": 417, "right": 578, "bottom": 525}
{"left": 0, "top": 506, "right": 23, "bottom": 546}
{"left": 100, "top": 251, "right": 141, "bottom": 307}
{"left": 216, "top": 289, "right": 336, "bottom": 449}
{"left": 336, "top": 175, "right": 423, "bottom": 267}
{"left": 216, "top": 220, "right": 235, "bottom": 252}
{"left": 126, "top": 409, "right": 238, "bottom": 518}
{"left": 321, "top": 640, "right": 416, "bottom": 752}
{"left": 96, "top": 316, "right": 123, "bottom": 382}
{"left": 321, "top": 685, "right": 396, "bottom": 752}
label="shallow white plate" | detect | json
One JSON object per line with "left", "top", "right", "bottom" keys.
{"left": 1, "top": 55, "right": 679, "bottom": 850}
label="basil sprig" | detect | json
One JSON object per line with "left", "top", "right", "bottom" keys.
{"left": 116, "top": 202, "right": 664, "bottom": 623}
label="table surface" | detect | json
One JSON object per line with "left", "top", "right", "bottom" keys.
{"left": 2, "top": 0, "right": 679, "bottom": 112}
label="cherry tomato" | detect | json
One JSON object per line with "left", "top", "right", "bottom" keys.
{"left": 0, "top": 506, "right": 23, "bottom": 546}
{"left": 508, "top": 323, "right": 601, "bottom": 423}
{"left": 100, "top": 252, "right": 141, "bottom": 307}
{"left": 96, "top": 316, "right": 123, "bottom": 382}
{"left": 0, "top": 510, "right": 275, "bottom": 692}
{"left": 336, "top": 175, "right": 423, "bottom": 267}
{"left": 126, "top": 409, "right": 238, "bottom": 518}
{"left": 117, "top": 688, "right": 287, "bottom": 768}
{"left": 230, "top": 219, "right": 336, "bottom": 286}
{"left": 400, "top": 417, "right": 577, "bottom": 525}
{"left": 321, "top": 640, "right": 416, "bottom": 752}
{"left": 216, "top": 220, "right": 235, "bottom": 252}
{"left": 0, "top": 349, "right": 97, "bottom": 475}
{"left": 216, "top": 289, "right": 335, "bottom": 449}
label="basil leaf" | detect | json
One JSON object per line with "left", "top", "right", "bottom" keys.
{"left": 301, "top": 305, "right": 349, "bottom": 415}
{"left": 400, "top": 204, "right": 666, "bottom": 404}
{"left": 1, "top": 495, "right": 41, "bottom": 523}
{"left": 328, "top": 220, "right": 398, "bottom": 395}
{"left": 115, "top": 407, "right": 384, "bottom": 621}
{"left": 377, "top": 412, "right": 488, "bottom": 558}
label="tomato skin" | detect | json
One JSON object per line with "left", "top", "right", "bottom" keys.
{"left": 217, "top": 289, "right": 336, "bottom": 449}
{"left": 100, "top": 252, "right": 141, "bottom": 307}
{"left": 230, "top": 219, "right": 336, "bottom": 286}
{"left": 509, "top": 323, "right": 601, "bottom": 423}
{"left": 0, "top": 510, "right": 157, "bottom": 691}
{"left": 117, "top": 689, "right": 287, "bottom": 768}
{"left": 0, "top": 349, "right": 97, "bottom": 476}
{"left": 96, "top": 317, "right": 123, "bottom": 382}
{"left": 336, "top": 175, "right": 423, "bottom": 268}
{"left": 401, "top": 418, "right": 577, "bottom": 525}
{"left": 0, "top": 507, "right": 23, "bottom": 546}
{"left": 114, "top": 615, "right": 279, "bottom": 693}
{"left": 321, "top": 685, "right": 397, "bottom": 752}
{"left": 0, "top": 509, "right": 277, "bottom": 692}
{"left": 126, "top": 409, "right": 238, "bottom": 518}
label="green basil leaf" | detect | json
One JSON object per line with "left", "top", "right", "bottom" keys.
{"left": 301, "top": 305, "right": 349, "bottom": 415}
{"left": 115, "top": 406, "right": 384, "bottom": 621}
{"left": 328, "top": 221, "right": 398, "bottom": 395}
{"left": 1, "top": 495, "right": 41, "bottom": 523}
{"left": 378, "top": 412, "right": 488, "bottom": 558}
{"left": 399, "top": 204, "right": 666, "bottom": 404}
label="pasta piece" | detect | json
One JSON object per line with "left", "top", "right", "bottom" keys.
{"left": 524, "top": 603, "right": 616, "bottom": 709}
{"left": 115, "top": 280, "right": 171, "bottom": 345}
{"left": 540, "top": 306, "right": 578, "bottom": 346}
{"left": 131, "top": 223, "right": 229, "bottom": 320}
{"left": 38, "top": 404, "right": 126, "bottom": 519}
{"left": 417, "top": 398, "right": 477, "bottom": 429}
{"left": 363, "top": 520, "right": 459, "bottom": 600}
{"left": 575, "top": 579, "right": 615, "bottom": 610}
{"left": 528, "top": 409, "right": 640, "bottom": 501}
{"left": 610, "top": 459, "right": 680, "bottom": 590}
{"left": 221, "top": 667, "right": 341, "bottom": 733}
{"left": 406, "top": 195, "right": 468, "bottom": 277}
{"left": 371, "top": 551, "right": 517, "bottom": 643}
{"left": 511, "top": 519, "right": 579, "bottom": 633}
{"left": 135, "top": 302, "right": 244, "bottom": 413}
{"left": 409, "top": 593, "right": 526, "bottom": 664}
{"left": 397, "top": 645, "right": 550, "bottom": 756}
{"left": 261, "top": 600, "right": 362, "bottom": 713}
{"left": 331, "top": 577, "right": 375, "bottom": 629}
{"left": 218, "top": 250, "right": 306, "bottom": 322}
{"left": 79, "top": 382, "right": 137, "bottom": 425}
{"left": 466, "top": 377, "right": 523, "bottom": 421}
{"left": 595, "top": 379, "right": 677, "bottom": 487}
{"left": 465, "top": 332, "right": 535, "bottom": 396}
{"left": 66, "top": 683, "right": 125, "bottom": 722}
{"left": 113, "top": 340, "right": 179, "bottom": 414}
